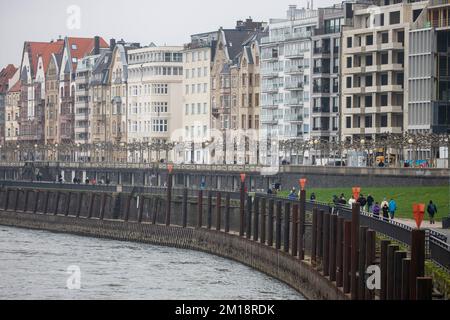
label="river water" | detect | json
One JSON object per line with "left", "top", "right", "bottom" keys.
{"left": 0, "top": 226, "right": 304, "bottom": 300}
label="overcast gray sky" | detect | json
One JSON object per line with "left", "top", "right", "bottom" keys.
{"left": 0, "top": 0, "right": 337, "bottom": 68}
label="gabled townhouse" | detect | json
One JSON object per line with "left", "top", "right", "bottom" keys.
{"left": 231, "top": 31, "right": 266, "bottom": 165}
{"left": 57, "top": 36, "right": 108, "bottom": 147}
{"left": 108, "top": 40, "right": 141, "bottom": 162}
{"left": 0, "top": 64, "right": 18, "bottom": 146}
{"left": 210, "top": 19, "right": 267, "bottom": 164}
{"left": 44, "top": 53, "right": 62, "bottom": 147}
{"left": 89, "top": 49, "right": 113, "bottom": 148}
{"left": 18, "top": 40, "right": 64, "bottom": 155}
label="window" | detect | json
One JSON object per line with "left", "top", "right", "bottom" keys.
{"left": 381, "top": 32, "right": 389, "bottom": 44}
{"left": 153, "top": 84, "right": 168, "bottom": 94}
{"left": 397, "top": 52, "right": 404, "bottom": 65}
{"left": 381, "top": 114, "right": 388, "bottom": 127}
{"left": 347, "top": 57, "right": 352, "bottom": 68}
{"left": 346, "top": 117, "right": 351, "bottom": 128}
{"left": 347, "top": 37, "right": 352, "bottom": 48}
{"left": 152, "top": 119, "right": 168, "bottom": 132}
{"left": 365, "top": 115, "right": 373, "bottom": 128}
{"left": 366, "top": 75, "right": 373, "bottom": 87}
{"left": 375, "top": 14, "right": 384, "bottom": 27}
{"left": 365, "top": 95, "right": 373, "bottom": 108}
{"left": 380, "top": 73, "right": 388, "bottom": 86}
{"left": 346, "top": 96, "right": 352, "bottom": 109}
{"left": 396, "top": 72, "right": 404, "bottom": 86}
{"left": 397, "top": 31, "right": 405, "bottom": 44}
{"left": 390, "top": 11, "right": 400, "bottom": 25}
{"left": 346, "top": 77, "right": 352, "bottom": 88}
{"left": 152, "top": 102, "right": 168, "bottom": 113}
{"left": 381, "top": 94, "right": 388, "bottom": 106}
{"left": 366, "top": 35, "right": 373, "bottom": 46}
{"left": 366, "top": 55, "right": 373, "bottom": 66}
{"left": 381, "top": 53, "right": 389, "bottom": 65}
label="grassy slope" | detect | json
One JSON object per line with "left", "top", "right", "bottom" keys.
{"left": 279, "top": 186, "right": 449, "bottom": 221}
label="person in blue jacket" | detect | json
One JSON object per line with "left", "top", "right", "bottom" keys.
{"left": 288, "top": 188, "right": 297, "bottom": 200}
{"left": 388, "top": 199, "right": 397, "bottom": 220}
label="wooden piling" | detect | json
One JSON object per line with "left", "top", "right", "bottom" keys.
{"left": 283, "top": 202, "right": 290, "bottom": 253}
{"left": 292, "top": 204, "right": 299, "bottom": 257}
{"left": 343, "top": 220, "right": 352, "bottom": 294}
{"left": 380, "top": 240, "right": 391, "bottom": 300}
{"left": 410, "top": 229, "right": 425, "bottom": 300}
{"left": 323, "top": 212, "right": 330, "bottom": 276}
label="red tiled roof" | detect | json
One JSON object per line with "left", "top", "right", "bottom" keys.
{"left": 0, "top": 64, "right": 18, "bottom": 94}
{"left": 25, "top": 40, "right": 64, "bottom": 77}
{"left": 8, "top": 80, "right": 21, "bottom": 93}
{"left": 67, "top": 37, "right": 109, "bottom": 71}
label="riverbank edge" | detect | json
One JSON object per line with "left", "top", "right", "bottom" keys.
{"left": 0, "top": 210, "right": 347, "bottom": 300}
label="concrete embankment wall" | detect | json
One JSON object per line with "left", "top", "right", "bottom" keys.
{"left": 0, "top": 209, "right": 345, "bottom": 300}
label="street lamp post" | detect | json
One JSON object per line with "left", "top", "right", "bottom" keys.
{"left": 408, "top": 138, "right": 414, "bottom": 167}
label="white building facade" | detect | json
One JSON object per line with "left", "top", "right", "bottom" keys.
{"left": 127, "top": 45, "right": 183, "bottom": 162}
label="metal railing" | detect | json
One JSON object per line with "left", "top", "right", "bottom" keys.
{"left": 0, "top": 178, "right": 449, "bottom": 271}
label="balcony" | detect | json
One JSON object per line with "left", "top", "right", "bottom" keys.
{"left": 286, "top": 98, "right": 304, "bottom": 106}
{"left": 313, "top": 66, "right": 331, "bottom": 74}
{"left": 262, "top": 104, "right": 279, "bottom": 110}
{"left": 313, "top": 85, "right": 330, "bottom": 94}
{"left": 285, "top": 82, "right": 304, "bottom": 91}
{"left": 312, "top": 107, "right": 331, "bottom": 114}
{"left": 262, "top": 86, "right": 280, "bottom": 94}
{"left": 285, "top": 31, "right": 312, "bottom": 41}
{"left": 313, "top": 47, "right": 331, "bottom": 55}
{"left": 261, "top": 35, "right": 285, "bottom": 44}
{"left": 262, "top": 70, "right": 280, "bottom": 78}
{"left": 261, "top": 117, "right": 278, "bottom": 125}
{"left": 285, "top": 51, "right": 305, "bottom": 59}
{"left": 287, "top": 114, "right": 304, "bottom": 123}
{"left": 284, "top": 66, "right": 304, "bottom": 75}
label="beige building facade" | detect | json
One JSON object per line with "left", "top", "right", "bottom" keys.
{"left": 5, "top": 80, "right": 21, "bottom": 143}
{"left": 181, "top": 32, "right": 217, "bottom": 164}
{"left": 341, "top": 0, "right": 428, "bottom": 145}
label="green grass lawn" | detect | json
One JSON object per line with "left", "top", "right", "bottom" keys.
{"left": 279, "top": 186, "right": 449, "bottom": 221}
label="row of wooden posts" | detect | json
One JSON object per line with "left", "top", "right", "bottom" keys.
{"left": 1, "top": 179, "right": 434, "bottom": 300}
{"left": 164, "top": 175, "right": 434, "bottom": 300}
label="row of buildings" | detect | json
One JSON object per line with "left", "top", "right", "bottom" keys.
{"left": 0, "top": 0, "right": 449, "bottom": 165}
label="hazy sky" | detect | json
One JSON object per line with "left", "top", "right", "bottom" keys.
{"left": 0, "top": 0, "right": 337, "bottom": 68}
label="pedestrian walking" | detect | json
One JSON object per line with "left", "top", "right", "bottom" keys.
{"left": 339, "top": 194, "right": 346, "bottom": 206}
{"left": 332, "top": 195, "right": 339, "bottom": 206}
{"left": 357, "top": 194, "right": 367, "bottom": 211}
{"left": 382, "top": 202, "right": 389, "bottom": 221}
{"left": 367, "top": 194, "right": 374, "bottom": 213}
{"left": 288, "top": 188, "right": 297, "bottom": 201}
{"left": 372, "top": 202, "right": 381, "bottom": 218}
{"left": 388, "top": 199, "right": 397, "bottom": 220}
{"left": 348, "top": 196, "right": 356, "bottom": 208}
{"left": 427, "top": 200, "right": 437, "bottom": 225}
{"left": 310, "top": 192, "right": 316, "bottom": 202}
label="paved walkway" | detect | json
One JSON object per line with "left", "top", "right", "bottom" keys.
{"left": 395, "top": 218, "right": 450, "bottom": 243}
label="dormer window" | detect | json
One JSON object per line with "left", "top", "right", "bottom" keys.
{"left": 72, "top": 44, "right": 77, "bottom": 50}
